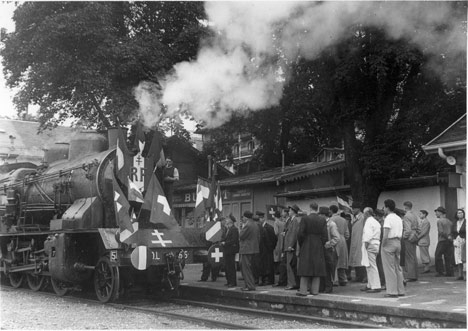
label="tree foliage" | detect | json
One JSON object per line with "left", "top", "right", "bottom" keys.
{"left": 1, "top": 1, "right": 208, "bottom": 134}
{"left": 205, "top": 23, "right": 466, "bottom": 208}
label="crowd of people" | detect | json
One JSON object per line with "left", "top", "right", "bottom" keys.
{"left": 199, "top": 200, "right": 466, "bottom": 298}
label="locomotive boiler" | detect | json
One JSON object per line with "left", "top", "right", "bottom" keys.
{"left": 0, "top": 127, "right": 200, "bottom": 302}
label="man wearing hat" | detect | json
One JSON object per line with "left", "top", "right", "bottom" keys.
{"left": 221, "top": 214, "right": 239, "bottom": 287}
{"left": 320, "top": 205, "right": 340, "bottom": 293}
{"left": 239, "top": 211, "right": 260, "bottom": 291}
{"left": 257, "top": 211, "right": 277, "bottom": 285}
{"left": 434, "top": 206, "right": 454, "bottom": 277}
{"left": 284, "top": 205, "right": 301, "bottom": 290}
{"left": 349, "top": 201, "right": 367, "bottom": 283}
{"left": 273, "top": 210, "right": 287, "bottom": 286}
{"left": 417, "top": 210, "right": 431, "bottom": 273}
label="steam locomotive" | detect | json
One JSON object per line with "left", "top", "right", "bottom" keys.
{"left": 0, "top": 127, "right": 202, "bottom": 302}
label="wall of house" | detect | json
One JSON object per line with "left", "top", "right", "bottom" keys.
{"left": 379, "top": 185, "right": 441, "bottom": 261}
{"left": 286, "top": 185, "right": 443, "bottom": 263}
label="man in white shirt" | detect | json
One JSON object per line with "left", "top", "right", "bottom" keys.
{"left": 381, "top": 199, "right": 405, "bottom": 298}
{"left": 361, "top": 207, "right": 382, "bottom": 292}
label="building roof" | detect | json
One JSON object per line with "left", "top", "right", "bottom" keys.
{"left": 0, "top": 119, "right": 76, "bottom": 164}
{"left": 219, "top": 159, "right": 346, "bottom": 187}
{"left": 423, "top": 114, "right": 467, "bottom": 154}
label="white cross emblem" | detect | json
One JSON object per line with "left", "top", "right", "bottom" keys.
{"left": 151, "top": 229, "right": 173, "bottom": 247}
{"left": 211, "top": 247, "right": 223, "bottom": 263}
{"left": 157, "top": 195, "right": 171, "bottom": 215}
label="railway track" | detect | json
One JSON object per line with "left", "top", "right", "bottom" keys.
{"left": 0, "top": 284, "right": 256, "bottom": 329}
{"left": 1, "top": 282, "right": 386, "bottom": 329}
{"left": 166, "top": 298, "right": 388, "bottom": 329}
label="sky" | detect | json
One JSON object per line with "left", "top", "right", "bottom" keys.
{"left": 0, "top": 2, "right": 17, "bottom": 118}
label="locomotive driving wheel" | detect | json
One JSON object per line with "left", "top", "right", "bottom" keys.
{"left": 26, "top": 273, "right": 46, "bottom": 291}
{"left": 9, "top": 272, "right": 24, "bottom": 288}
{"left": 50, "top": 277, "right": 70, "bottom": 296}
{"left": 94, "top": 256, "right": 120, "bottom": 303}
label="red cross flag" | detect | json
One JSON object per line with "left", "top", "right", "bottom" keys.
{"left": 137, "top": 173, "right": 179, "bottom": 230}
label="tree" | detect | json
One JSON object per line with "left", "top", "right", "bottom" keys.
{"left": 204, "top": 24, "right": 465, "bottom": 208}
{"left": 1, "top": 2, "right": 208, "bottom": 132}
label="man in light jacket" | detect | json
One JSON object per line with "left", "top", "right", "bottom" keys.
{"left": 417, "top": 210, "right": 431, "bottom": 273}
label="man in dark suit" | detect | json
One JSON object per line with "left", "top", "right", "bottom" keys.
{"left": 258, "top": 211, "right": 277, "bottom": 285}
{"left": 239, "top": 211, "right": 260, "bottom": 291}
{"left": 221, "top": 214, "right": 239, "bottom": 287}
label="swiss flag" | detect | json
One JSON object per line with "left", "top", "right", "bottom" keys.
{"left": 137, "top": 173, "right": 179, "bottom": 230}
{"left": 112, "top": 173, "right": 134, "bottom": 233}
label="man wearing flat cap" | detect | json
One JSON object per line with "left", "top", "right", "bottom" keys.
{"left": 221, "top": 214, "right": 239, "bottom": 287}
{"left": 239, "top": 211, "right": 260, "bottom": 291}
{"left": 434, "top": 206, "right": 454, "bottom": 277}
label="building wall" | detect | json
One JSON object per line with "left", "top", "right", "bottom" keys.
{"left": 377, "top": 185, "right": 442, "bottom": 261}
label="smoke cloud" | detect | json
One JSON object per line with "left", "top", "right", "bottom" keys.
{"left": 135, "top": 1, "right": 466, "bottom": 128}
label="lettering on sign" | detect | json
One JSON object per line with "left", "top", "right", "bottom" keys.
{"left": 131, "top": 154, "right": 146, "bottom": 190}
{"left": 151, "top": 251, "right": 160, "bottom": 260}
{"left": 184, "top": 192, "right": 197, "bottom": 203}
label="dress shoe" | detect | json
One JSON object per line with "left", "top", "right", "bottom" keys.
{"left": 339, "top": 282, "right": 347, "bottom": 286}
{"left": 198, "top": 279, "right": 207, "bottom": 282}
{"left": 272, "top": 283, "right": 285, "bottom": 287}
{"left": 296, "top": 292, "right": 308, "bottom": 297}
{"left": 455, "top": 276, "right": 465, "bottom": 281}
{"left": 324, "top": 288, "right": 333, "bottom": 293}
{"left": 398, "top": 293, "right": 405, "bottom": 297}
{"left": 405, "top": 278, "right": 417, "bottom": 282}
{"left": 360, "top": 287, "right": 371, "bottom": 292}
{"left": 241, "top": 287, "right": 255, "bottom": 291}
{"left": 422, "top": 269, "right": 431, "bottom": 274}
{"left": 366, "top": 289, "right": 381, "bottom": 293}
{"left": 285, "top": 286, "right": 297, "bottom": 290}
{"left": 384, "top": 294, "right": 398, "bottom": 298}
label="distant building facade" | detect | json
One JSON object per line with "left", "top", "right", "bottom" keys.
{"left": 0, "top": 119, "right": 75, "bottom": 165}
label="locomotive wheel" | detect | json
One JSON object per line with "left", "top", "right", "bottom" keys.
{"left": 94, "top": 256, "right": 120, "bottom": 303}
{"left": 26, "top": 273, "right": 46, "bottom": 291}
{"left": 9, "top": 272, "right": 24, "bottom": 288}
{"left": 51, "top": 277, "right": 70, "bottom": 296}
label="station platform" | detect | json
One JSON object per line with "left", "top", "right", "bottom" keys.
{"left": 179, "top": 263, "right": 466, "bottom": 328}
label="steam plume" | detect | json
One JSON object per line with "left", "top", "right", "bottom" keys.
{"left": 135, "top": 1, "right": 466, "bottom": 128}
